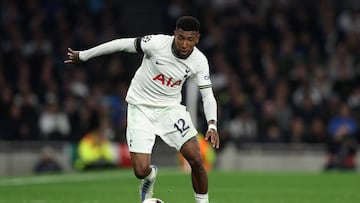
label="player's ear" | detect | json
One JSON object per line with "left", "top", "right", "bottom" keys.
{"left": 195, "top": 34, "right": 200, "bottom": 44}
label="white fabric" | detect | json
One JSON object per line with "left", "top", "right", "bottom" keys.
{"left": 126, "top": 104, "right": 197, "bottom": 153}
{"left": 200, "top": 88, "right": 217, "bottom": 122}
{"left": 145, "top": 167, "right": 156, "bottom": 181}
{"left": 78, "top": 34, "right": 217, "bottom": 123}
{"left": 207, "top": 123, "right": 217, "bottom": 131}
{"left": 125, "top": 34, "right": 212, "bottom": 107}
{"left": 79, "top": 38, "right": 137, "bottom": 61}
{"left": 194, "top": 193, "right": 209, "bottom": 203}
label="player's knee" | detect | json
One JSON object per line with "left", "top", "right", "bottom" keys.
{"left": 187, "top": 156, "right": 204, "bottom": 169}
{"left": 133, "top": 165, "right": 150, "bottom": 179}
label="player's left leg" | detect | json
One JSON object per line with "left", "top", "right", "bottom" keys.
{"left": 180, "top": 136, "right": 209, "bottom": 203}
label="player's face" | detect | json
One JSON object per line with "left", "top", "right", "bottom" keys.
{"left": 174, "top": 29, "right": 200, "bottom": 58}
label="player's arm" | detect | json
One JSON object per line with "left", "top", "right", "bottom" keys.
{"left": 64, "top": 38, "right": 140, "bottom": 64}
{"left": 199, "top": 87, "right": 220, "bottom": 149}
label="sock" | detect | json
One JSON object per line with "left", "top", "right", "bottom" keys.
{"left": 195, "top": 193, "right": 209, "bottom": 203}
{"left": 144, "top": 167, "right": 156, "bottom": 181}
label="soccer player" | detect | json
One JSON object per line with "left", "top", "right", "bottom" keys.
{"left": 65, "top": 16, "right": 219, "bottom": 203}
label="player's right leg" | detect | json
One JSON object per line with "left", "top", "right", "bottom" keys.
{"left": 130, "top": 153, "right": 158, "bottom": 202}
{"left": 126, "top": 104, "right": 158, "bottom": 202}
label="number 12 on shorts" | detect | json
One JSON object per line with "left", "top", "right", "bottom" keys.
{"left": 174, "top": 118, "right": 189, "bottom": 137}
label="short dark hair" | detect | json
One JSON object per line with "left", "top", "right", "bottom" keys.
{"left": 176, "top": 16, "right": 200, "bottom": 32}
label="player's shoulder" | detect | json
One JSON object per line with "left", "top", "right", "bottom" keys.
{"left": 141, "top": 34, "right": 172, "bottom": 50}
{"left": 190, "top": 47, "right": 209, "bottom": 64}
{"left": 141, "top": 34, "right": 172, "bottom": 45}
{"left": 193, "top": 47, "right": 207, "bottom": 59}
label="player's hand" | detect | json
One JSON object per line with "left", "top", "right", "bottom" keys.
{"left": 64, "top": 48, "right": 81, "bottom": 64}
{"left": 205, "top": 128, "right": 220, "bottom": 149}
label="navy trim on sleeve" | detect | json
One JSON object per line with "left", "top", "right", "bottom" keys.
{"left": 135, "top": 37, "right": 143, "bottom": 54}
{"left": 198, "top": 84, "right": 212, "bottom": 89}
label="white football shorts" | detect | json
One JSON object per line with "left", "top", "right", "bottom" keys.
{"left": 126, "top": 103, "right": 198, "bottom": 153}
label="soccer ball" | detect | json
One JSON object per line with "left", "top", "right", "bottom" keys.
{"left": 142, "top": 198, "right": 164, "bottom": 203}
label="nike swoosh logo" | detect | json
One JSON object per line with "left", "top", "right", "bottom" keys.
{"left": 181, "top": 131, "right": 189, "bottom": 137}
{"left": 155, "top": 61, "right": 165, "bottom": 65}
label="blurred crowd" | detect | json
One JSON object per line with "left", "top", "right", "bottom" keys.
{"left": 1, "top": 0, "right": 360, "bottom": 156}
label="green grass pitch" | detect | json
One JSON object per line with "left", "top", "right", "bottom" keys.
{"left": 0, "top": 169, "right": 359, "bottom": 203}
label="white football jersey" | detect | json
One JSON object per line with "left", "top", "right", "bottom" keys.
{"left": 125, "top": 34, "right": 212, "bottom": 107}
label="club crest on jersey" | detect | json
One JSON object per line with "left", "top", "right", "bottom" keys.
{"left": 184, "top": 68, "right": 190, "bottom": 78}
{"left": 142, "top": 35, "right": 152, "bottom": 42}
{"left": 153, "top": 73, "right": 182, "bottom": 87}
